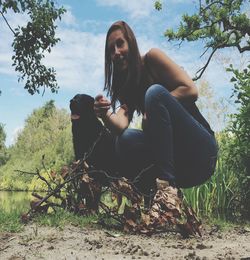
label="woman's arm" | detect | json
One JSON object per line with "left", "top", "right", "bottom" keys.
{"left": 102, "top": 105, "right": 129, "bottom": 135}
{"left": 146, "top": 48, "right": 198, "bottom": 102}
{"left": 94, "top": 94, "right": 129, "bottom": 135}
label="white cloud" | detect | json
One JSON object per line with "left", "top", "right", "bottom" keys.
{"left": 44, "top": 28, "right": 106, "bottom": 95}
{"left": 0, "top": 10, "right": 106, "bottom": 97}
{"left": 0, "top": 12, "right": 29, "bottom": 77}
{"left": 0, "top": 3, "right": 207, "bottom": 98}
{"left": 246, "top": 10, "right": 250, "bottom": 18}
{"left": 167, "top": 0, "right": 195, "bottom": 3}
{"left": 96, "top": 0, "right": 155, "bottom": 19}
{"left": 0, "top": 2, "right": 246, "bottom": 102}
{"left": 0, "top": 52, "right": 16, "bottom": 76}
{"left": 59, "top": 5, "right": 77, "bottom": 27}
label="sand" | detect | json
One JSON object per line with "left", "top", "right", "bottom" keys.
{"left": 1, "top": 223, "right": 250, "bottom": 260}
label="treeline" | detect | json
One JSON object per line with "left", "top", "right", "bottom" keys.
{"left": 0, "top": 101, "right": 74, "bottom": 191}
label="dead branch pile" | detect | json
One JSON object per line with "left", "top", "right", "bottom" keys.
{"left": 18, "top": 158, "right": 202, "bottom": 238}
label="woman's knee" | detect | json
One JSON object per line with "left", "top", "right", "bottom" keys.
{"left": 116, "top": 129, "right": 135, "bottom": 153}
{"left": 116, "top": 129, "right": 145, "bottom": 155}
{"left": 117, "top": 129, "right": 132, "bottom": 148}
{"left": 145, "top": 84, "right": 170, "bottom": 110}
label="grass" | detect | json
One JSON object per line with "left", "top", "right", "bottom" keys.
{"left": 0, "top": 210, "right": 24, "bottom": 233}
{"left": 1, "top": 197, "right": 249, "bottom": 235}
{"left": 34, "top": 209, "right": 98, "bottom": 229}
{"left": 204, "top": 215, "right": 250, "bottom": 233}
{"left": 0, "top": 208, "right": 99, "bottom": 233}
{"left": 183, "top": 155, "right": 238, "bottom": 218}
{"left": 1, "top": 207, "right": 248, "bottom": 236}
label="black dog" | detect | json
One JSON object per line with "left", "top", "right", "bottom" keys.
{"left": 70, "top": 94, "right": 119, "bottom": 212}
{"left": 70, "top": 94, "right": 118, "bottom": 174}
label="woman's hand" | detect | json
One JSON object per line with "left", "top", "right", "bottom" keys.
{"left": 94, "top": 94, "right": 111, "bottom": 118}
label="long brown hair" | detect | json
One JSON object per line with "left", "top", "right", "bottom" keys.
{"left": 104, "top": 21, "right": 143, "bottom": 120}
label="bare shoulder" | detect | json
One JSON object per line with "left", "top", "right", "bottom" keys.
{"left": 146, "top": 48, "right": 167, "bottom": 60}
{"left": 146, "top": 48, "right": 175, "bottom": 67}
{"left": 145, "top": 48, "right": 179, "bottom": 74}
{"left": 145, "top": 48, "right": 196, "bottom": 92}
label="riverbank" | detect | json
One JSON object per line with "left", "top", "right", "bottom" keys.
{"left": 1, "top": 223, "right": 250, "bottom": 260}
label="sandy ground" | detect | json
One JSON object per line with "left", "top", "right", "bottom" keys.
{"left": 0, "top": 224, "right": 250, "bottom": 260}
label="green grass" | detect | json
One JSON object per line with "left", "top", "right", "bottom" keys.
{"left": 1, "top": 200, "right": 249, "bottom": 235}
{"left": 204, "top": 216, "right": 250, "bottom": 233}
{"left": 0, "top": 208, "right": 99, "bottom": 233}
{"left": 0, "top": 210, "right": 24, "bottom": 232}
{"left": 183, "top": 155, "right": 238, "bottom": 218}
{"left": 34, "top": 209, "right": 98, "bottom": 229}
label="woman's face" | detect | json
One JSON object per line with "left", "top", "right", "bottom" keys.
{"left": 107, "top": 29, "right": 129, "bottom": 71}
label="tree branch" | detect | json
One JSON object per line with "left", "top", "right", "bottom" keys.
{"left": 237, "top": 44, "right": 250, "bottom": 53}
{"left": 15, "top": 169, "right": 37, "bottom": 175}
{"left": 170, "top": 18, "right": 224, "bottom": 43}
{"left": 200, "top": 46, "right": 211, "bottom": 58}
{"left": 194, "top": 46, "right": 218, "bottom": 80}
{"left": 0, "top": 10, "right": 16, "bottom": 35}
{"left": 200, "top": 0, "right": 230, "bottom": 14}
{"left": 28, "top": 170, "right": 84, "bottom": 214}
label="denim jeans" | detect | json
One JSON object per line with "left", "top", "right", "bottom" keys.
{"left": 115, "top": 84, "right": 218, "bottom": 188}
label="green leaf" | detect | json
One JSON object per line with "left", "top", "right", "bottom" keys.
{"left": 230, "top": 77, "right": 237, "bottom": 82}
{"left": 154, "top": 1, "right": 162, "bottom": 11}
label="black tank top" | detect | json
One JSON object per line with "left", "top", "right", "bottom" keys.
{"left": 143, "top": 54, "right": 214, "bottom": 136}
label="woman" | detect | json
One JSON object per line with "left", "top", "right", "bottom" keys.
{"left": 94, "top": 21, "right": 217, "bottom": 189}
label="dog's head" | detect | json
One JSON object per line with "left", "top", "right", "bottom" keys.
{"left": 70, "top": 94, "right": 95, "bottom": 119}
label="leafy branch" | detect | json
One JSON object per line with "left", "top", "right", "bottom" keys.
{"left": 163, "top": 0, "right": 250, "bottom": 80}
{"left": 0, "top": 0, "right": 66, "bottom": 95}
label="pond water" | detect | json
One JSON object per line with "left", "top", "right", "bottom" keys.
{"left": 0, "top": 191, "right": 33, "bottom": 213}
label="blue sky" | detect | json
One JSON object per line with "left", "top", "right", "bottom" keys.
{"left": 0, "top": 0, "right": 247, "bottom": 146}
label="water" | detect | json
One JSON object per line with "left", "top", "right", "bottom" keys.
{"left": 0, "top": 191, "right": 32, "bottom": 213}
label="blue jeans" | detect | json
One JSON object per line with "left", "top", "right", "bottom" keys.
{"left": 115, "top": 85, "right": 218, "bottom": 188}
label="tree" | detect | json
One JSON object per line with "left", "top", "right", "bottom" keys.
{"left": 227, "top": 65, "right": 250, "bottom": 168}
{"left": 226, "top": 64, "right": 250, "bottom": 218}
{"left": 161, "top": 0, "right": 250, "bottom": 80}
{"left": 0, "top": 123, "right": 8, "bottom": 166}
{"left": 0, "top": 101, "right": 73, "bottom": 190}
{"left": 0, "top": 0, "right": 66, "bottom": 95}
{"left": 196, "top": 80, "right": 229, "bottom": 132}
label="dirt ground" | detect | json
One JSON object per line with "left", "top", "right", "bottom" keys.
{"left": 0, "top": 223, "right": 250, "bottom": 260}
